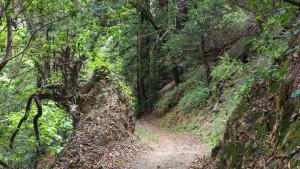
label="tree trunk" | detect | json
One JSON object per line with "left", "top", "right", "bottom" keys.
{"left": 137, "top": 0, "right": 151, "bottom": 115}
{"left": 148, "top": 0, "right": 170, "bottom": 112}
{"left": 0, "top": 2, "right": 13, "bottom": 72}
{"left": 172, "top": 0, "right": 188, "bottom": 85}
{"left": 174, "top": 0, "right": 188, "bottom": 30}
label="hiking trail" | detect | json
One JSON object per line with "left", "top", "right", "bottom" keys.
{"left": 131, "top": 119, "right": 208, "bottom": 169}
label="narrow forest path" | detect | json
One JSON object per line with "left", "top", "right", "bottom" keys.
{"left": 131, "top": 119, "right": 208, "bottom": 169}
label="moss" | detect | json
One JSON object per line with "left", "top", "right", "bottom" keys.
{"left": 278, "top": 104, "right": 295, "bottom": 144}
{"left": 203, "top": 126, "right": 225, "bottom": 149}
{"left": 171, "top": 118, "right": 199, "bottom": 132}
{"left": 154, "top": 88, "right": 179, "bottom": 115}
{"left": 255, "top": 122, "right": 268, "bottom": 139}
{"left": 281, "top": 120, "right": 300, "bottom": 155}
{"left": 291, "top": 159, "right": 300, "bottom": 169}
{"left": 244, "top": 140, "right": 256, "bottom": 156}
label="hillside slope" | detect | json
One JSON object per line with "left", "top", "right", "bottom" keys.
{"left": 153, "top": 6, "right": 300, "bottom": 169}
{"left": 197, "top": 10, "right": 300, "bottom": 169}
{"left": 51, "top": 73, "right": 143, "bottom": 169}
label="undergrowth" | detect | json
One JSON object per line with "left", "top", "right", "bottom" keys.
{"left": 211, "top": 53, "right": 246, "bottom": 81}
{"left": 177, "top": 85, "right": 209, "bottom": 115}
{"left": 0, "top": 101, "right": 73, "bottom": 168}
{"left": 154, "top": 67, "right": 208, "bottom": 116}
{"left": 157, "top": 55, "right": 252, "bottom": 150}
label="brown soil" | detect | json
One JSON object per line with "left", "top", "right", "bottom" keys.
{"left": 131, "top": 120, "right": 208, "bottom": 169}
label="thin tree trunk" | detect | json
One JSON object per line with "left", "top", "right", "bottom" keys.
{"left": 172, "top": 0, "right": 188, "bottom": 85}
{"left": 174, "top": 0, "right": 188, "bottom": 30}
{"left": 137, "top": 0, "right": 151, "bottom": 114}
{"left": 149, "top": 0, "right": 169, "bottom": 108}
{"left": 0, "top": 2, "right": 13, "bottom": 72}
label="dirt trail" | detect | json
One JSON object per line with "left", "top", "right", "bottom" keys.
{"left": 132, "top": 120, "right": 208, "bottom": 169}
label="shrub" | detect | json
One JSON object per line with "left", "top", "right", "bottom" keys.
{"left": 154, "top": 67, "right": 208, "bottom": 116}
{"left": 211, "top": 53, "right": 246, "bottom": 81}
{"left": 177, "top": 84, "right": 209, "bottom": 115}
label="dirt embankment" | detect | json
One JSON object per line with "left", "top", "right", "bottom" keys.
{"left": 195, "top": 19, "right": 300, "bottom": 169}
{"left": 52, "top": 76, "right": 143, "bottom": 169}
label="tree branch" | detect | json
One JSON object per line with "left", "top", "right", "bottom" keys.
{"left": 129, "top": 1, "right": 161, "bottom": 30}
{"left": 284, "top": 0, "right": 300, "bottom": 7}
{"left": 5, "top": 15, "right": 13, "bottom": 61}
{"left": 33, "top": 96, "right": 43, "bottom": 157}
{"left": 0, "top": 15, "right": 69, "bottom": 72}
{"left": 9, "top": 84, "right": 65, "bottom": 149}
{"left": 9, "top": 95, "right": 34, "bottom": 149}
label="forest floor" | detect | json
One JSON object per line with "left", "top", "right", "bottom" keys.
{"left": 131, "top": 118, "right": 208, "bottom": 169}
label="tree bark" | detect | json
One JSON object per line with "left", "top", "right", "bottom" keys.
{"left": 172, "top": 0, "right": 188, "bottom": 85}
{"left": 174, "top": 0, "right": 188, "bottom": 30}
{"left": 0, "top": 2, "right": 13, "bottom": 72}
{"left": 136, "top": 0, "right": 151, "bottom": 114}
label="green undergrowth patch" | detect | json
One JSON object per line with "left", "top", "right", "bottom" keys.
{"left": 281, "top": 120, "right": 300, "bottom": 155}
{"left": 135, "top": 126, "right": 158, "bottom": 148}
{"left": 159, "top": 110, "right": 178, "bottom": 128}
{"left": 177, "top": 84, "right": 209, "bottom": 115}
{"left": 157, "top": 55, "right": 252, "bottom": 150}
{"left": 281, "top": 120, "right": 300, "bottom": 168}
{"left": 171, "top": 118, "right": 199, "bottom": 132}
{"left": 0, "top": 101, "right": 73, "bottom": 168}
{"left": 154, "top": 67, "right": 208, "bottom": 116}
{"left": 200, "top": 79, "right": 253, "bottom": 149}
{"left": 211, "top": 53, "right": 246, "bottom": 81}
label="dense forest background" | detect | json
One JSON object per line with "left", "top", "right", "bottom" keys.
{"left": 1, "top": 0, "right": 300, "bottom": 168}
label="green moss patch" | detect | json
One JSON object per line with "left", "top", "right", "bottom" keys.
{"left": 282, "top": 120, "right": 300, "bottom": 155}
